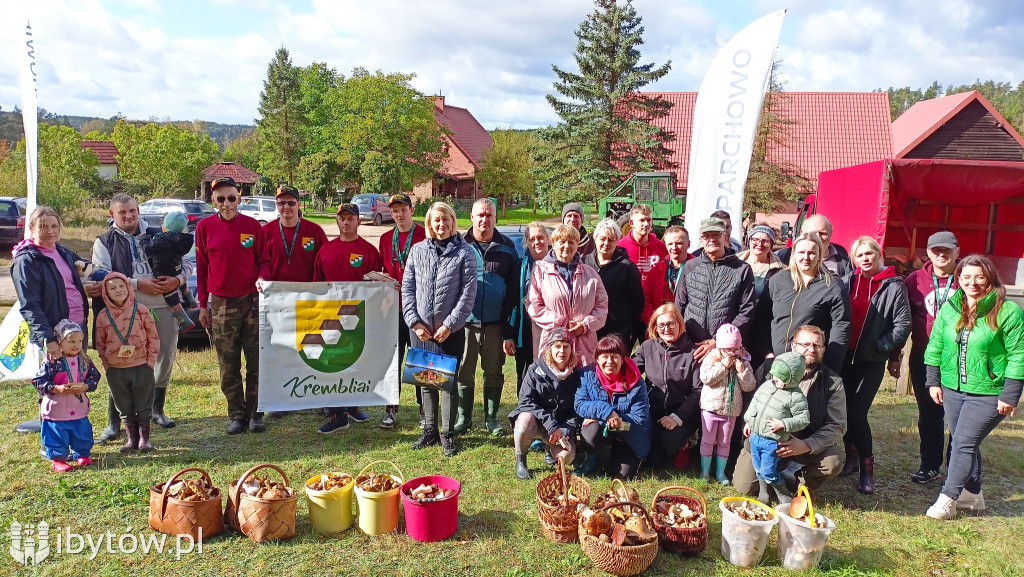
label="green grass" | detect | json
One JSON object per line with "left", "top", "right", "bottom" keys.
{"left": 0, "top": 344, "right": 1022, "bottom": 577}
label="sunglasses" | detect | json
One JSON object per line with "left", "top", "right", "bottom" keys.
{"left": 214, "top": 196, "right": 238, "bottom": 203}
{"left": 277, "top": 200, "right": 298, "bottom": 207}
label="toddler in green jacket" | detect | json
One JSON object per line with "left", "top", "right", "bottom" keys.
{"left": 744, "top": 352, "right": 811, "bottom": 505}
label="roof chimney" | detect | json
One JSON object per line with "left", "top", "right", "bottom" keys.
{"left": 432, "top": 95, "right": 444, "bottom": 112}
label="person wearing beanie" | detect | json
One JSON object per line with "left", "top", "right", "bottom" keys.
{"left": 562, "top": 202, "right": 595, "bottom": 258}
{"left": 743, "top": 351, "right": 811, "bottom": 505}
{"left": 138, "top": 211, "right": 198, "bottom": 335}
{"left": 508, "top": 327, "right": 580, "bottom": 480}
{"left": 698, "top": 323, "right": 757, "bottom": 484}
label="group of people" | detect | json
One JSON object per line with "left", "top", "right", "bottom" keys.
{"left": 11, "top": 184, "right": 1020, "bottom": 520}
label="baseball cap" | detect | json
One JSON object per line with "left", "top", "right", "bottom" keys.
{"left": 699, "top": 217, "right": 727, "bottom": 234}
{"left": 388, "top": 193, "right": 413, "bottom": 208}
{"left": 337, "top": 203, "right": 359, "bottom": 217}
{"left": 927, "top": 231, "right": 958, "bottom": 250}
{"left": 210, "top": 177, "right": 237, "bottom": 191}
{"left": 276, "top": 185, "right": 300, "bottom": 200}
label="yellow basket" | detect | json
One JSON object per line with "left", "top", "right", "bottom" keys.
{"left": 304, "top": 472, "right": 354, "bottom": 534}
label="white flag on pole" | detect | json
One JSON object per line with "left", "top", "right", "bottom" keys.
{"left": 684, "top": 10, "right": 785, "bottom": 248}
{"left": 21, "top": 19, "right": 38, "bottom": 225}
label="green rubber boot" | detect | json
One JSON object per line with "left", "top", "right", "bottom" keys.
{"left": 715, "top": 456, "right": 730, "bottom": 486}
{"left": 483, "top": 387, "right": 504, "bottom": 437}
{"left": 453, "top": 385, "right": 473, "bottom": 434}
{"left": 700, "top": 455, "right": 713, "bottom": 480}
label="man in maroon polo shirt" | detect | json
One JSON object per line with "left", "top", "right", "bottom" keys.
{"left": 313, "top": 203, "right": 384, "bottom": 434}
{"left": 196, "top": 177, "right": 270, "bottom": 435}
{"left": 262, "top": 185, "right": 328, "bottom": 282}
{"left": 377, "top": 193, "right": 426, "bottom": 429}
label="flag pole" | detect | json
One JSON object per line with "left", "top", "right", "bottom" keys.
{"left": 21, "top": 19, "right": 39, "bottom": 232}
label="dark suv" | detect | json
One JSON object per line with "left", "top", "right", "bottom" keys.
{"left": 0, "top": 197, "right": 26, "bottom": 246}
{"left": 139, "top": 199, "right": 216, "bottom": 232}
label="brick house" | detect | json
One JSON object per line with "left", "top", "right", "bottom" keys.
{"left": 80, "top": 140, "right": 121, "bottom": 179}
{"left": 410, "top": 96, "right": 493, "bottom": 202}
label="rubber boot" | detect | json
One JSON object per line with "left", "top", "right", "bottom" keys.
{"left": 757, "top": 480, "right": 771, "bottom": 504}
{"left": 575, "top": 452, "right": 600, "bottom": 476}
{"left": 699, "top": 455, "right": 712, "bottom": 480}
{"left": 120, "top": 421, "right": 140, "bottom": 453}
{"left": 453, "top": 385, "right": 473, "bottom": 434}
{"left": 771, "top": 480, "right": 792, "bottom": 506}
{"left": 138, "top": 421, "right": 154, "bottom": 453}
{"left": 715, "top": 456, "right": 730, "bottom": 486}
{"left": 151, "top": 388, "right": 176, "bottom": 428}
{"left": 515, "top": 453, "right": 531, "bottom": 480}
{"left": 98, "top": 398, "right": 121, "bottom": 443}
{"left": 858, "top": 455, "right": 875, "bottom": 495}
{"left": 483, "top": 387, "right": 504, "bottom": 437}
{"left": 840, "top": 443, "right": 859, "bottom": 477}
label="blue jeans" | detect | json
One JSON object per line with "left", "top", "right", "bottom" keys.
{"left": 749, "top": 434, "right": 781, "bottom": 483}
{"left": 41, "top": 417, "right": 94, "bottom": 461}
{"left": 940, "top": 386, "right": 1005, "bottom": 500}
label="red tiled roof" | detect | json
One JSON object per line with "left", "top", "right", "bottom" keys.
{"left": 432, "top": 97, "right": 493, "bottom": 169}
{"left": 80, "top": 140, "right": 120, "bottom": 165}
{"left": 202, "top": 162, "right": 260, "bottom": 184}
{"left": 639, "top": 92, "right": 894, "bottom": 189}
{"left": 891, "top": 90, "right": 1024, "bottom": 157}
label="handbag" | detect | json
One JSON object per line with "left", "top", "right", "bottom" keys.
{"left": 402, "top": 346, "right": 458, "bottom": 392}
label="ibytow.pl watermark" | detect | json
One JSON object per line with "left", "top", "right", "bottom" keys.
{"left": 9, "top": 521, "right": 203, "bottom": 567}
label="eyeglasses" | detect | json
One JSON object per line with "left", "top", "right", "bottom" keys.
{"left": 750, "top": 238, "right": 772, "bottom": 245}
{"left": 277, "top": 200, "right": 298, "bottom": 207}
{"left": 656, "top": 321, "right": 678, "bottom": 330}
{"left": 214, "top": 196, "right": 237, "bottom": 203}
{"left": 793, "top": 342, "right": 823, "bottom": 349}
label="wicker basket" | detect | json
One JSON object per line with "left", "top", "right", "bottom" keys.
{"left": 148, "top": 467, "right": 224, "bottom": 541}
{"left": 578, "top": 501, "right": 659, "bottom": 577}
{"left": 651, "top": 485, "right": 708, "bottom": 555}
{"left": 225, "top": 464, "right": 298, "bottom": 543}
{"left": 536, "top": 456, "right": 591, "bottom": 543}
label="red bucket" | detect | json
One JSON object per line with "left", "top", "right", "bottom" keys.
{"left": 401, "top": 475, "right": 461, "bottom": 542}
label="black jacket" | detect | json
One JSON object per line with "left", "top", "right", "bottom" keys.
{"left": 633, "top": 335, "right": 703, "bottom": 425}
{"left": 760, "top": 271, "right": 852, "bottom": 372}
{"left": 508, "top": 358, "right": 580, "bottom": 434}
{"left": 847, "top": 270, "right": 912, "bottom": 363}
{"left": 674, "top": 251, "right": 756, "bottom": 343}
{"left": 140, "top": 231, "right": 194, "bottom": 278}
{"left": 11, "top": 242, "right": 89, "bottom": 348}
{"left": 583, "top": 247, "right": 644, "bottom": 345}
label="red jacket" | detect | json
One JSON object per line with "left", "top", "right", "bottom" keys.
{"left": 378, "top": 224, "right": 426, "bottom": 287}
{"left": 313, "top": 236, "right": 384, "bottom": 282}
{"left": 617, "top": 232, "right": 668, "bottom": 322}
{"left": 262, "top": 218, "right": 329, "bottom": 282}
{"left": 905, "top": 261, "right": 958, "bottom": 350}
{"left": 195, "top": 213, "right": 269, "bottom": 307}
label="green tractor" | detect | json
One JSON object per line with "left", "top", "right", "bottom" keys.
{"left": 597, "top": 172, "right": 684, "bottom": 233}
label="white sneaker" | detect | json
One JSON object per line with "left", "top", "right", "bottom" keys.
{"left": 956, "top": 490, "right": 986, "bottom": 511}
{"left": 926, "top": 494, "right": 957, "bottom": 520}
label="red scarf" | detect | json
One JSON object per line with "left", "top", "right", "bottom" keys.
{"left": 595, "top": 357, "right": 641, "bottom": 402}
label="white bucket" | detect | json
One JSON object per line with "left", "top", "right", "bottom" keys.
{"left": 719, "top": 498, "right": 778, "bottom": 568}
{"left": 775, "top": 505, "right": 836, "bottom": 570}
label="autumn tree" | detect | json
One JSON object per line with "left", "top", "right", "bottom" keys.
{"left": 477, "top": 129, "right": 537, "bottom": 216}
{"left": 112, "top": 121, "right": 220, "bottom": 197}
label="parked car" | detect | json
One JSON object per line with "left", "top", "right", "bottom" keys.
{"left": 238, "top": 196, "right": 280, "bottom": 225}
{"left": 0, "top": 197, "right": 26, "bottom": 246}
{"left": 350, "top": 194, "right": 393, "bottom": 226}
{"left": 138, "top": 199, "right": 216, "bottom": 232}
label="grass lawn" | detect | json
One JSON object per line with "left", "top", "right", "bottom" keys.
{"left": 0, "top": 341, "right": 1021, "bottom": 576}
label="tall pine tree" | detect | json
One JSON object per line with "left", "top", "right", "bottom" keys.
{"left": 538, "top": 0, "right": 673, "bottom": 204}
{"left": 255, "top": 47, "right": 306, "bottom": 184}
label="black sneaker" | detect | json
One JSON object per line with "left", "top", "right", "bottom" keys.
{"left": 411, "top": 428, "right": 440, "bottom": 449}
{"left": 440, "top": 434, "right": 458, "bottom": 457}
{"left": 911, "top": 468, "right": 942, "bottom": 484}
{"left": 318, "top": 415, "right": 350, "bottom": 434}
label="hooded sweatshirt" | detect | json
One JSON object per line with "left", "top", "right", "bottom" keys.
{"left": 905, "top": 260, "right": 959, "bottom": 350}
{"left": 617, "top": 232, "right": 668, "bottom": 323}
{"left": 847, "top": 266, "right": 912, "bottom": 363}
{"left": 849, "top": 266, "right": 897, "bottom": 349}
{"left": 94, "top": 272, "right": 160, "bottom": 370}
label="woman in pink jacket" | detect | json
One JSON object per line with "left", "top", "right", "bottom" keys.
{"left": 529, "top": 224, "right": 608, "bottom": 366}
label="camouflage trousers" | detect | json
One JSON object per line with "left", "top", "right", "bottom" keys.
{"left": 210, "top": 293, "right": 261, "bottom": 421}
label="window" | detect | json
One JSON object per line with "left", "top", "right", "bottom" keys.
{"left": 635, "top": 178, "right": 653, "bottom": 202}
{"left": 263, "top": 200, "right": 276, "bottom": 211}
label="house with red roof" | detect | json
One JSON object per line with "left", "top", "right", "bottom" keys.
{"left": 200, "top": 162, "right": 261, "bottom": 201}
{"left": 411, "top": 96, "right": 493, "bottom": 201}
{"left": 891, "top": 90, "right": 1024, "bottom": 160}
{"left": 80, "top": 140, "right": 121, "bottom": 179}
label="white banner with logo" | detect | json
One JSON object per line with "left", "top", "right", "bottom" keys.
{"left": 684, "top": 9, "right": 785, "bottom": 247}
{"left": 258, "top": 281, "right": 399, "bottom": 411}
{"left": 21, "top": 19, "right": 38, "bottom": 223}
{"left": 0, "top": 301, "right": 44, "bottom": 382}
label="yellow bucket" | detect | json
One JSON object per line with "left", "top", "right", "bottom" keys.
{"left": 353, "top": 460, "right": 404, "bottom": 535}
{"left": 304, "top": 472, "right": 354, "bottom": 533}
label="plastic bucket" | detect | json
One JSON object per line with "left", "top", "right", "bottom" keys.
{"left": 304, "top": 473, "right": 354, "bottom": 533}
{"left": 719, "top": 497, "right": 779, "bottom": 568}
{"left": 353, "top": 460, "right": 404, "bottom": 535}
{"left": 401, "top": 475, "right": 461, "bottom": 542}
{"left": 775, "top": 505, "right": 836, "bottom": 570}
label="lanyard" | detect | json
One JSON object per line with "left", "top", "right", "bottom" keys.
{"left": 726, "top": 370, "right": 736, "bottom": 413}
{"left": 280, "top": 218, "right": 301, "bottom": 262}
{"left": 105, "top": 302, "right": 138, "bottom": 346}
{"left": 666, "top": 263, "right": 683, "bottom": 293}
{"left": 392, "top": 225, "right": 417, "bottom": 268}
{"left": 60, "top": 357, "right": 82, "bottom": 383}
{"left": 933, "top": 273, "right": 953, "bottom": 312}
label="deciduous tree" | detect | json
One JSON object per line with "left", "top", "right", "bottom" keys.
{"left": 478, "top": 129, "right": 537, "bottom": 216}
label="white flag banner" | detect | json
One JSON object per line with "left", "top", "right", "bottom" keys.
{"left": 0, "top": 301, "right": 44, "bottom": 382}
{"left": 21, "top": 19, "right": 38, "bottom": 224}
{"left": 684, "top": 9, "right": 785, "bottom": 247}
{"left": 258, "top": 281, "right": 400, "bottom": 412}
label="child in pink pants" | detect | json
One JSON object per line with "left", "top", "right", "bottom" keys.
{"left": 698, "top": 324, "right": 756, "bottom": 484}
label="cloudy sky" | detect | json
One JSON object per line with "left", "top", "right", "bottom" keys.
{"left": 2, "top": 0, "right": 1022, "bottom": 130}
